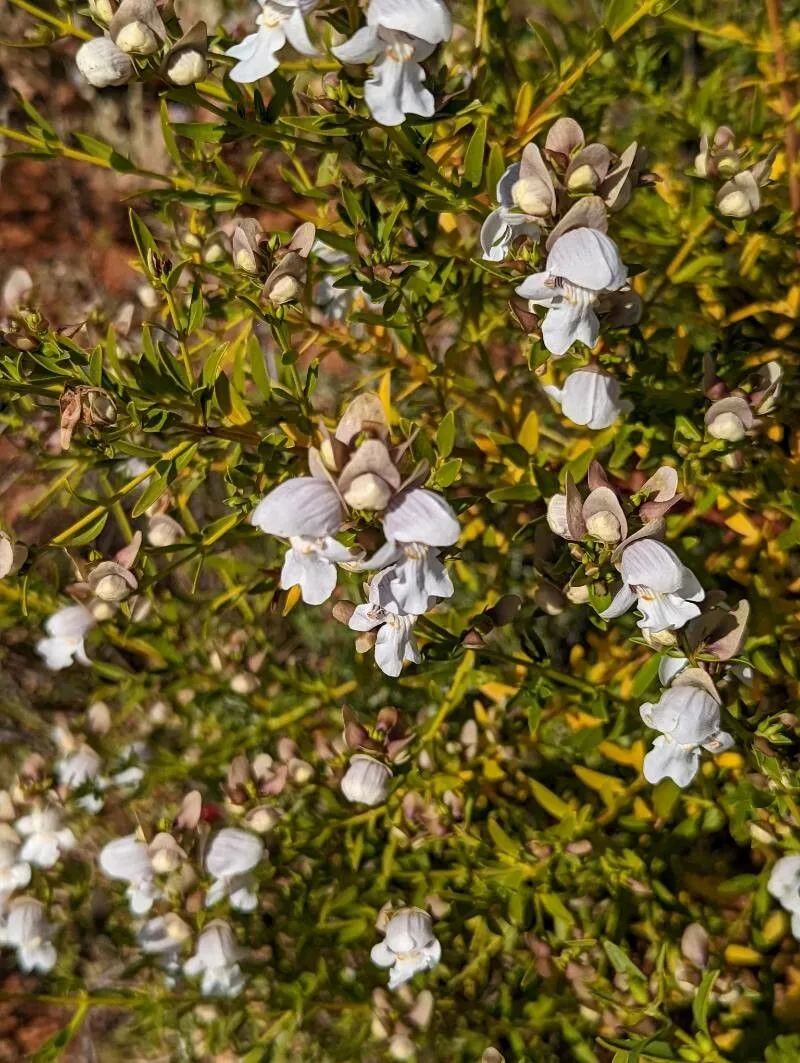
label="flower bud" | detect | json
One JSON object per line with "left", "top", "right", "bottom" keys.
{"left": 511, "top": 179, "right": 551, "bottom": 217}
{"left": 84, "top": 388, "right": 117, "bottom": 426}
{"left": 585, "top": 510, "right": 621, "bottom": 543}
{"left": 165, "top": 48, "right": 206, "bottom": 85}
{"left": 230, "top": 673, "right": 258, "bottom": 695}
{"left": 76, "top": 38, "right": 134, "bottom": 88}
{"left": 566, "top": 164, "right": 598, "bottom": 192}
{"left": 149, "top": 833, "right": 186, "bottom": 874}
{"left": 244, "top": 805, "right": 280, "bottom": 833}
{"left": 343, "top": 473, "right": 393, "bottom": 511}
{"left": 88, "top": 561, "right": 137, "bottom": 601}
{"left": 267, "top": 275, "right": 303, "bottom": 305}
{"left": 707, "top": 411, "right": 747, "bottom": 442}
{"left": 565, "top": 584, "right": 590, "bottom": 604}
{"left": 716, "top": 171, "right": 760, "bottom": 219}
{"left": 89, "top": 0, "right": 117, "bottom": 23}
{"left": 115, "top": 21, "right": 159, "bottom": 53}
{"left": 147, "top": 514, "right": 184, "bottom": 546}
{"left": 340, "top": 755, "right": 392, "bottom": 806}
{"left": 715, "top": 152, "right": 740, "bottom": 179}
{"left": 202, "top": 232, "right": 229, "bottom": 264}
{"left": 717, "top": 189, "right": 752, "bottom": 218}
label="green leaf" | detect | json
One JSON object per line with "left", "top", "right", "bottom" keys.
{"left": 436, "top": 410, "right": 456, "bottom": 457}
{"left": 56, "top": 511, "right": 108, "bottom": 547}
{"left": 129, "top": 210, "right": 159, "bottom": 273}
{"left": 463, "top": 117, "right": 488, "bottom": 187}
{"left": 692, "top": 970, "right": 718, "bottom": 1035}
{"left": 528, "top": 21, "right": 561, "bottom": 75}
{"left": 529, "top": 779, "right": 570, "bottom": 819}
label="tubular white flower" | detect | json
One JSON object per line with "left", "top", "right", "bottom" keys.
{"left": 354, "top": 539, "right": 454, "bottom": 616}
{"left": 515, "top": 228, "right": 628, "bottom": 357}
{"left": 340, "top": 755, "right": 393, "bottom": 806}
{"left": 57, "top": 744, "right": 102, "bottom": 789}
{"left": 371, "top": 907, "right": 441, "bottom": 989}
{"left": 0, "top": 829, "right": 31, "bottom": 910}
{"left": 333, "top": 0, "right": 452, "bottom": 127}
{"left": 99, "top": 834, "right": 159, "bottom": 914}
{"left": 281, "top": 536, "right": 355, "bottom": 605}
{"left": 600, "top": 539, "right": 704, "bottom": 633}
{"left": 205, "top": 828, "right": 264, "bottom": 912}
{"left": 184, "top": 920, "right": 246, "bottom": 997}
{"left": 36, "top": 605, "right": 96, "bottom": 671}
{"left": 15, "top": 807, "right": 76, "bottom": 869}
{"left": 639, "top": 682, "right": 733, "bottom": 788}
{"left": 137, "top": 913, "right": 192, "bottom": 956}
{"left": 349, "top": 572, "right": 422, "bottom": 677}
{"left": 251, "top": 476, "right": 352, "bottom": 604}
{"left": 480, "top": 159, "right": 543, "bottom": 262}
{"left": 0, "top": 897, "right": 57, "bottom": 973}
{"left": 226, "top": 0, "right": 318, "bottom": 84}
{"left": 543, "top": 370, "right": 629, "bottom": 430}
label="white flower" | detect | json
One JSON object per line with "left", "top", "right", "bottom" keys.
{"left": 15, "top": 807, "right": 76, "bottom": 869}
{"left": 768, "top": 856, "right": 800, "bottom": 937}
{"left": 515, "top": 228, "right": 628, "bottom": 357}
{"left": 355, "top": 540, "right": 454, "bottom": 616}
{"left": 0, "top": 897, "right": 57, "bottom": 973}
{"left": 184, "top": 920, "right": 246, "bottom": 997}
{"left": 600, "top": 538, "right": 704, "bottom": 633}
{"left": 226, "top": 0, "right": 318, "bottom": 84}
{"left": 137, "top": 912, "right": 192, "bottom": 977}
{"left": 205, "top": 828, "right": 264, "bottom": 912}
{"left": 282, "top": 536, "right": 356, "bottom": 605}
{"left": 99, "top": 834, "right": 159, "bottom": 915}
{"left": 480, "top": 144, "right": 553, "bottom": 261}
{"left": 356, "top": 484, "right": 461, "bottom": 616}
{"left": 349, "top": 572, "right": 421, "bottom": 677}
{"left": 333, "top": 0, "right": 452, "bottom": 127}
{"left": 57, "top": 744, "right": 102, "bottom": 790}
{"left": 371, "top": 908, "right": 441, "bottom": 989}
{"left": 251, "top": 476, "right": 354, "bottom": 605}
{"left": 76, "top": 37, "right": 135, "bottom": 88}
{"left": 543, "top": 369, "right": 629, "bottom": 430}
{"left": 36, "top": 604, "right": 96, "bottom": 670}
{"left": 639, "top": 675, "right": 733, "bottom": 788}
{"left": 0, "top": 828, "right": 31, "bottom": 910}
{"left": 340, "top": 755, "right": 393, "bottom": 806}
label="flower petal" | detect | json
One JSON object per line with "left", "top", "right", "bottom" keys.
{"left": 250, "top": 477, "right": 342, "bottom": 538}
{"left": 643, "top": 737, "right": 699, "bottom": 787}
{"left": 332, "top": 25, "right": 380, "bottom": 63}
{"left": 546, "top": 227, "right": 626, "bottom": 291}
{"left": 383, "top": 488, "right": 459, "bottom": 547}
{"left": 367, "top": 0, "right": 452, "bottom": 45}
{"left": 227, "top": 27, "right": 285, "bottom": 83}
{"left": 283, "top": 9, "right": 317, "bottom": 56}
{"left": 619, "top": 540, "right": 684, "bottom": 594}
{"left": 599, "top": 583, "right": 636, "bottom": 620}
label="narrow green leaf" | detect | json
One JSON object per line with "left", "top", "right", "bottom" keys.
{"left": 463, "top": 117, "right": 488, "bottom": 187}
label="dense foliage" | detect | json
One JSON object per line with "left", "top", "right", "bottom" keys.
{"left": 1, "top": 0, "right": 800, "bottom": 1059}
